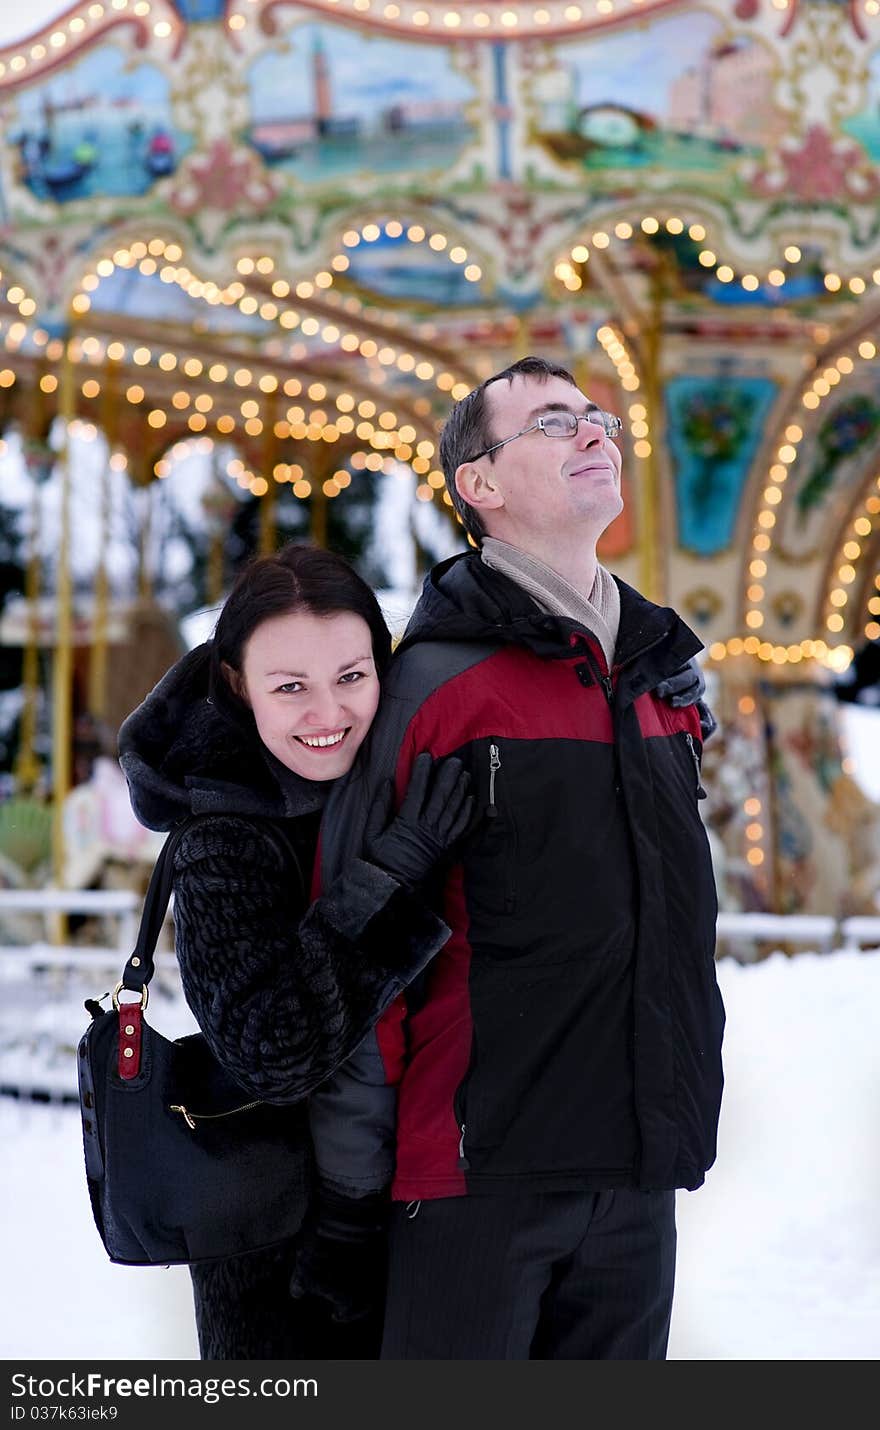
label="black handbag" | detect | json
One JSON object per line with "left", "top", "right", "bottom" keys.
{"left": 77, "top": 816, "right": 312, "bottom": 1267}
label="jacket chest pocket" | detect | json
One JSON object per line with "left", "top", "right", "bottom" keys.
{"left": 462, "top": 740, "right": 518, "bottom": 922}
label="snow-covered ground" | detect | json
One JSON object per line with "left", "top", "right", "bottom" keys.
{"left": 2, "top": 947, "right": 878, "bottom": 1360}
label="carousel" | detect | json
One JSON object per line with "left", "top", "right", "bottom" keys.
{"left": 1, "top": 0, "right": 880, "bottom": 925}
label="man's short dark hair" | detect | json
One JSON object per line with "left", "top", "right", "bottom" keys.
{"left": 438, "top": 356, "right": 578, "bottom": 545}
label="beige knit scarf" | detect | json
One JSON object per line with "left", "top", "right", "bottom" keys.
{"left": 481, "top": 537, "right": 620, "bottom": 670}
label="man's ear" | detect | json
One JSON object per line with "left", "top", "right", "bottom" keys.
{"left": 454, "top": 460, "right": 505, "bottom": 518}
{"left": 221, "top": 660, "right": 249, "bottom": 705}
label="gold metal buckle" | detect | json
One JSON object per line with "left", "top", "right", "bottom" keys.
{"left": 112, "top": 982, "right": 149, "bottom": 1012}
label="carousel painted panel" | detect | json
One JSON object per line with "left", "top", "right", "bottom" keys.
{"left": 243, "top": 19, "right": 482, "bottom": 189}
{"left": 519, "top": 7, "right": 786, "bottom": 197}
{"left": 777, "top": 383, "right": 880, "bottom": 562}
{"left": 2, "top": 43, "right": 192, "bottom": 208}
{"left": 664, "top": 373, "right": 778, "bottom": 557}
{"left": 171, "top": 1, "right": 228, "bottom": 17}
{"left": 696, "top": 253, "right": 829, "bottom": 307}
{"left": 337, "top": 225, "right": 491, "bottom": 309}
{"left": 82, "top": 263, "right": 268, "bottom": 338}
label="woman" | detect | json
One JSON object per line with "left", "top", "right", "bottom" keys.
{"left": 117, "top": 543, "right": 470, "bottom": 1360}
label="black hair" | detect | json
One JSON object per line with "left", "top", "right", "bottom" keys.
{"left": 438, "top": 356, "right": 578, "bottom": 545}
{"left": 210, "top": 543, "right": 391, "bottom": 714}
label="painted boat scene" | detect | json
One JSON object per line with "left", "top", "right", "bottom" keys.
{"left": 8, "top": 44, "right": 190, "bottom": 204}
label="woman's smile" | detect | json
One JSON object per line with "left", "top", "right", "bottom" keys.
{"left": 294, "top": 728, "right": 351, "bottom": 751}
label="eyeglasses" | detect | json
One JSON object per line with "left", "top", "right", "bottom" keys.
{"left": 469, "top": 407, "right": 623, "bottom": 461}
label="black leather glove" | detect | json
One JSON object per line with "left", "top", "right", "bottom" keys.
{"left": 289, "top": 1184, "right": 388, "bottom": 1325}
{"left": 655, "top": 658, "right": 718, "bottom": 742}
{"left": 364, "top": 751, "right": 473, "bottom": 889}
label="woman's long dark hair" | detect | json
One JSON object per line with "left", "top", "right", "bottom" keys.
{"left": 209, "top": 543, "right": 391, "bottom": 716}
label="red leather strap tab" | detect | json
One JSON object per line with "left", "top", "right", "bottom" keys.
{"left": 118, "top": 1004, "right": 143, "bottom": 1079}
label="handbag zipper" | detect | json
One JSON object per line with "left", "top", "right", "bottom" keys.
{"left": 170, "top": 1100, "right": 263, "bottom": 1129}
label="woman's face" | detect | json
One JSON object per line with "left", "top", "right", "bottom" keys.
{"left": 235, "top": 608, "right": 381, "bottom": 781}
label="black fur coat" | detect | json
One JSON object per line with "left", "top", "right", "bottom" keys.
{"left": 117, "top": 643, "right": 448, "bottom": 1358}
{"left": 118, "top": 643, "right": 448, "bottom": 1102}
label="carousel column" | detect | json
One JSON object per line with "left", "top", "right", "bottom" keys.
{"left": 309, "top": 446, "right": 330, "bottom": 549}
{"left": 50, "top": 336, "right": 76, "bottom": 942}
{"left": 123, "top": 451, "right": 157, "bottom": 887}
{"left": 639, "top": 264, "right": 667, "bottom": 605}
{"left": 206, "top": 446, "right": 227, "bottom": 604}
{"left": 573, "top": 353, "right": 594, "bottom": 425}
{"left": 135, "top": 458, "right": 153, "bottom": 604}
{"left": 88, "top": 463, "right": 111, "bottom": 719}
{"left": 259, "top": 393, "right": 278, "bottom": 555}
{"left": 89, "top": 359, "right": 118, "bottom": 721}
{"left": 16, "top": 370, "right": 54, "bottom": 794}
{"left": 15, "top": 478, "right": 43, "bottom": 794}
{"left": 514, "top": 313, "right": 530, "bottom": 361}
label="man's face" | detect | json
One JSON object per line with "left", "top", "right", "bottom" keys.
{"left": 477, "top": 374, "right": 624, "bottom": 545}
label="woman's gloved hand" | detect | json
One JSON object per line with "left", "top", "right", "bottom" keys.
{"left": 654, "top": 658, "right": 718, "bottom": 742}
{"left": 654, "top": 657, "right": 705, "bottom": 708}
{"left": 364, "top": 751, "right": 473, "bottom": 889}
{"left": 289, "top": 1183, "right": 389, "bottom": 1325}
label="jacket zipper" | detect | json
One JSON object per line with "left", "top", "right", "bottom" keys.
{"left": 683, "top": 732, "right": 707, "bottom": 800}
{"left": 486, "top": 743, "right": 516, "bottom": 912}
{"left": 169, "top": 1099, "right": 263, "bottom": 1129}
{"left": 454, "top": 1028, "right": 478, "bottom": 1170}
{"left": 458, "top": 1122, "right": 469, "bottom": 1171}
{"left": 576, "top": 642, "right": 620, "bottom": 793}
{"left": 578, "top": 641, "right": 614, "bottom": 705}
{"left": 487, "top": 743, "right": 500, "bottom": 817}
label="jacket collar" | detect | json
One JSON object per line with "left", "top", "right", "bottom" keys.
{"left": 405, "top": 553, "right": 702, "bottom": 680}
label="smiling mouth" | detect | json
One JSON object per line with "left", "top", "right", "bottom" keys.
{"left": 570, "top": 463, "right": 616, "bottom": 478}
{"left": 294, "top": 728, "right": 351, "bottom": 751}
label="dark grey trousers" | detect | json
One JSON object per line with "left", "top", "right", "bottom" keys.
{"left": 381, "top": 1188, "right": 676, "bottom": 1360}
{"left": 190, "top": 1238, "right": 384, "bottom": 1361}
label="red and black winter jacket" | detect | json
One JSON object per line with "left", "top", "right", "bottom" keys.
{"left": 313, "top": 553, "right": 724, "bottom": 1199}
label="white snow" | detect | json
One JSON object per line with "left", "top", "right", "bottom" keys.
{"left": 2, "top": 946, "right": 879, "bottom": 1360}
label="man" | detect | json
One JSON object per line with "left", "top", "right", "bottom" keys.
{"left": 307, "top": 356, "right": 723, "bottom": 1360}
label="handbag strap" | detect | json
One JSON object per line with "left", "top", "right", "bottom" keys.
{"left": 120, "top": 817, "right": 200, "bottom": 994}
{"left": 119, "top": 814, "right": 304, "bottom": 994}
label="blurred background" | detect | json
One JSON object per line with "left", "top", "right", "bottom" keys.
{"left": 0, "top": 0, "right": 879, "bottom": 1359}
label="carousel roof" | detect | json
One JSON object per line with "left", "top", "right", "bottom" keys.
{"left": 0, "top": 0, "right": 879, "bottom": 671}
